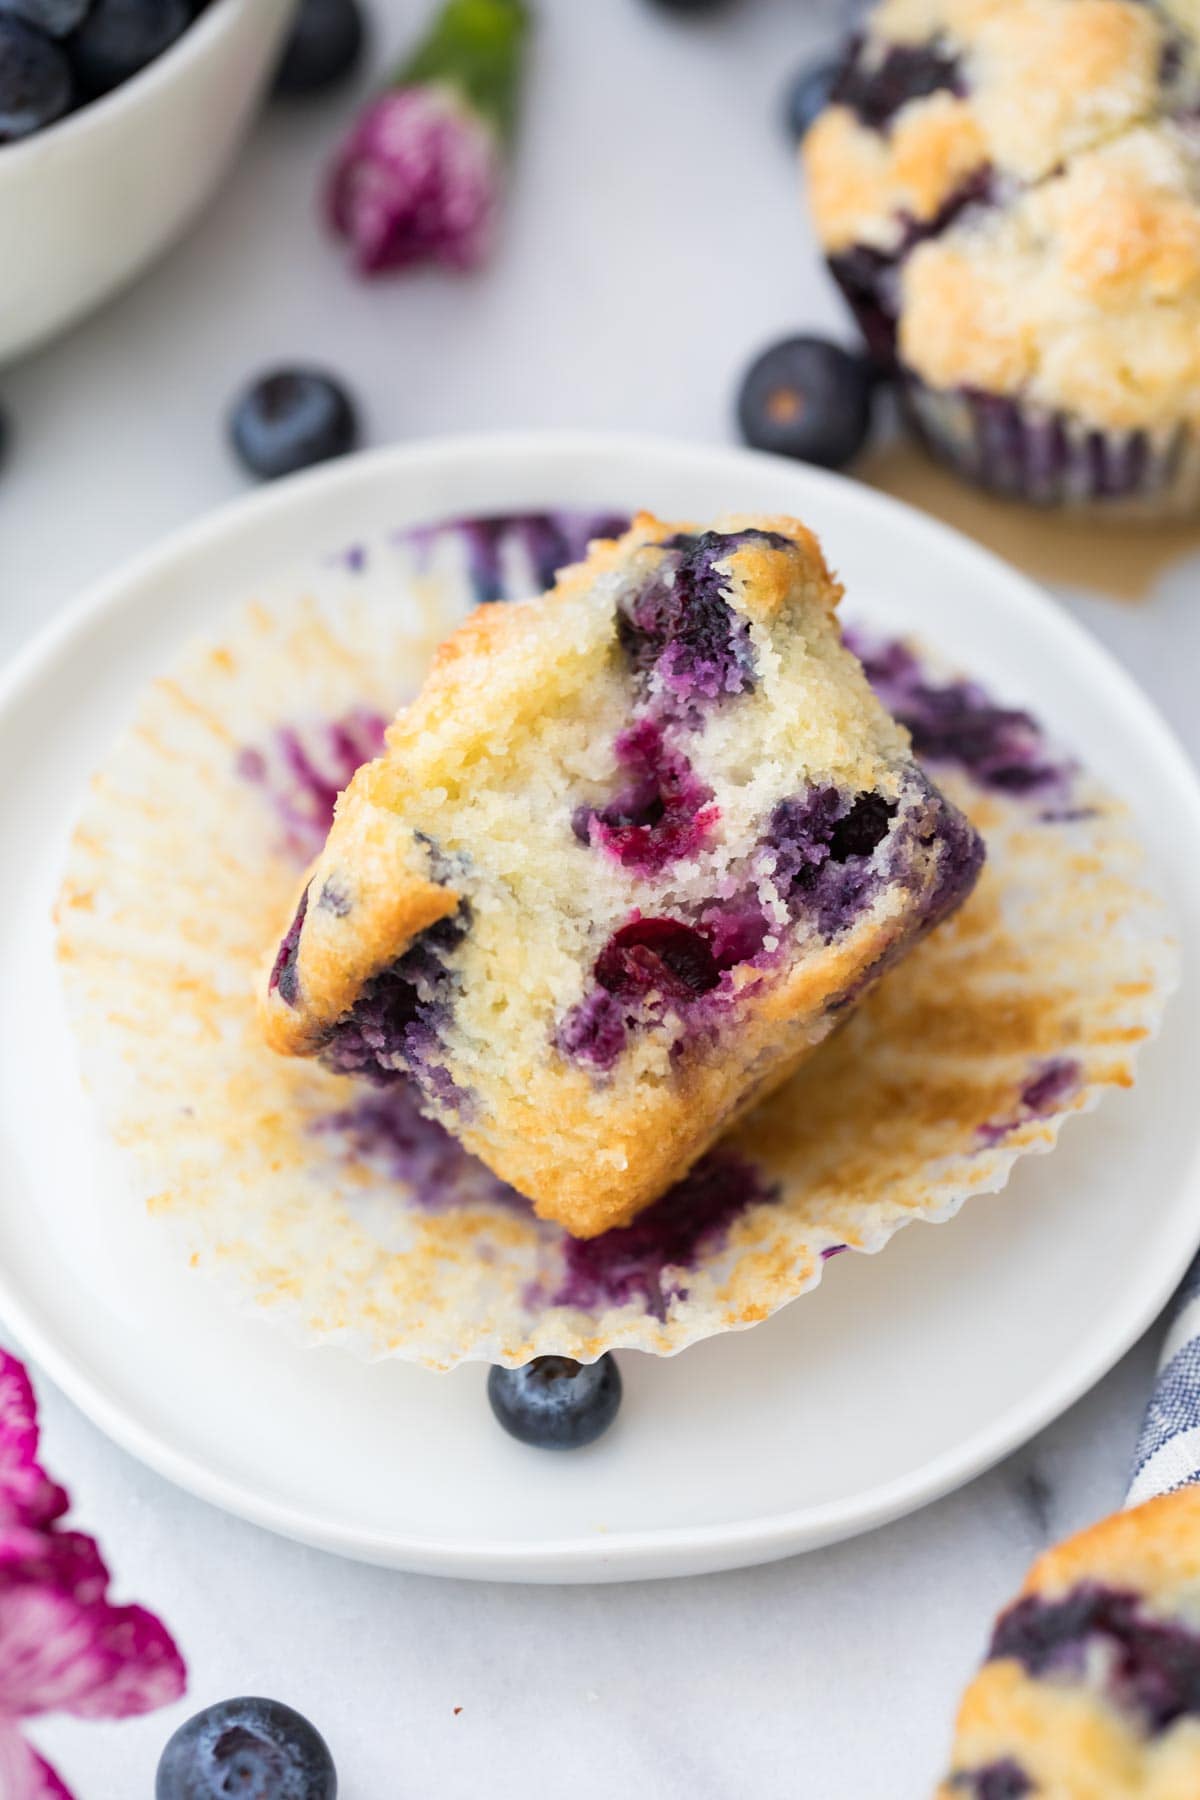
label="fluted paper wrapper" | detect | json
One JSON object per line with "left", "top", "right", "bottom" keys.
{"left": 56, "top": 517, "right": 1177, "bottom": 1368}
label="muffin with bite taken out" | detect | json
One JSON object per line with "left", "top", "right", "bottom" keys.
{"left": 261, "top": 511, "right": 984, "bottom": 1238}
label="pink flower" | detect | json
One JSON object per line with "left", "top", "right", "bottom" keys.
{"left": 327, "top": 86, "right": 502, "bottom": 275}
{"left": 0, "top": 1353, "right": 185, "bottom": 1797}
{"left": 324, "top": 0, "right": 529, "bottom": 279}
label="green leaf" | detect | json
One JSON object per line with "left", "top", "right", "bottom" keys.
{"left": 397, "top": 0, "right": 531, "bottom": 145}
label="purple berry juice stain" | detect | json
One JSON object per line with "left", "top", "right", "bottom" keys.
{"left": 402, "top": 510, "right": 632, "bottom": 605}
{"left": 977, "top": 1056, "right": 1081, "bottom": 1146}
{"left": 325, "top": 543, "right": 368, "bottom": 574}
{"left": 553, "top": 1151, "right": 780, "bottom": 1320}
{"left": 314, "top": 1084, "right": 524, "bottom": 1214}
{"left": 848, "top": 631, "right": 1078, "bottom": 803}
{"left": 237, "top": 708, "right": 388, "bottom": 864}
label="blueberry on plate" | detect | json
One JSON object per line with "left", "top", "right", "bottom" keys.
{"left": 156, "top": 1696, "right": 337, "bottom": 1800}
{"left": 0, "top": 16, "right": 72, "bottom": 140}
{"left": 488, "top": 1354, "right": 622, "bottom": 1450}
{"left": 273, "top": 0, "right": 365, "bottom": 97}
{"left": 783, "top": 55, "right": 840, "bottom": 141}
{"left": 736, "top": 335, "right": 876, "bottom": 470}
{"left": 0, "top": 0, "right": 90, "bottom": 38}
{"left": 228, "top": 369, "right": 360, "bottom": 481}
{"left": 69, "top": 0, "right": 193, "bottom": 101}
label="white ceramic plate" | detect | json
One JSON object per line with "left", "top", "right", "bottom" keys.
{"left": 2, "top": 434, "right": 1197, "bottom": 1583}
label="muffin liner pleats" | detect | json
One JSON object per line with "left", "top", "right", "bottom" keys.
{"left": 55, "top": 515, "right": 1177, "bottom": 1369}
{"left": 901, "top": 378, "right": 1200, "bottom": 520}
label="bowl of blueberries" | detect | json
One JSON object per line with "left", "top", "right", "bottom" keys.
{"left": 0, "top": 0, "right": 296, "bottom": 364}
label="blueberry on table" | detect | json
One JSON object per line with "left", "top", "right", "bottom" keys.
{"left": 0, "top": 16, "right": 72, "bottom": 141}
{"left": 646, "top": 0, "right": 739, "bottom": 13}
{"left": 736, "top": 335, "right": 876, "bottom": 470}
{"left": 228, "top": 369, "right": 360, "bottom": 481}
{"left": 0, "top": 0, "right": 90, "bottom": 38}
{"left": 156, "top": 1696, "right": 337, "bottom": 1800}
{"left": 69, "top": 0, "right": 193, "bottom": 101}
{"left": 273, "top": 0, "right": 365, "bottom": 97}
{"left": 488, "top": 1354, "right": 622, "bottom": 1450}
{"left": 783, "top": 56, "right": 840, "bottom": 141}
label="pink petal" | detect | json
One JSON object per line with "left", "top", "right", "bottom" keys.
{"left": 0, "top": 1532, "right": 108, "bottom": 1605}
{"left": 0, "top": 1358, "right": 67, "bottom": 1533}
{"left": 0, "top": 1357, "right": 185, "bottom": 1730}
{"left": 0, "top": 1469, "right": 70, "bottom": 1534}
{"left": 0, "top": 1723, "right": 74, "bottom": 1799}
{"left": 0, "top": 1357, "right": 40, "bottom": 1462}
{"left": 64, "top": 1605, "right": 186, "bottom": 1721}
{"left": 0, "top": 1544, "right": 183, "bottom": 1720}
{"left": 0, "top": 1587, "right": 122, "bottom": 1717}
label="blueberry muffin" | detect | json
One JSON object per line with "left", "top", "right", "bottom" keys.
{"left": 804, "top": 0, "right": 1200, "bottom": 514}
{"left": 260, "top": 513, "right": 983, "bottom": 1239}
{"left": 938, "top": 1487, "right": 1200, "bottom": 1797}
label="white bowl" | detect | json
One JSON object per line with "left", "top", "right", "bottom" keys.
{"left": 0, "top": 0, "right": 296, "bottom": 365}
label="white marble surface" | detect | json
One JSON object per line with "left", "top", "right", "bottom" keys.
{"left": 0, "top": 0, "right": 1195, "bottom": 1793}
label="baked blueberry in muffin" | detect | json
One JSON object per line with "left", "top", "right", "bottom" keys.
{"left": 804, "top": 0, "right": 1200, "bottom": 513}
{"left": 261, "top": 513, "right": 983, "bottom": 1238}
{"left": 938, "top": 1487, "right": 1200, "bottom": 1797}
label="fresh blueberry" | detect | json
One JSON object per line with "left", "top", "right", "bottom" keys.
{"left": 488, "top": 1355, "right": 622, "bottom": 1450}
{"left": 0, "top": 0, "right": 90, "bottom": 38}
{"left": 273, "top": 0, "right": 364, "bottom": 96}
{"left": 0, "top": 16, "right": 72, "bottom": 139}
{"left": 228, "top": 369, "right": 360, "bottom": 481}
{"left": 68, "top": 0, "right": 191, "bottom": 100}
{"left": 783, "top": 56, "right": 840, "bottom": 140}
{"left": 736, "top": 335, "right": 876, "bottom": 469}
{"left": 156, "top": 1696, "right": 337, "bottom": 1800}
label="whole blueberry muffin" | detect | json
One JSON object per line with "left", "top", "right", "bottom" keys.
{"left": 938, "top": 1487, "right": 1200, "bottom": 1797}
{"left": 261, "top": 512, "right": 983, "bottom": 1238}
{"left": 804, "top": 0, "right": 1200, "bottom": 514}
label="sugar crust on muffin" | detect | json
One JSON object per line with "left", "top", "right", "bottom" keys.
{"left": 261, "top": 512, "right": 983, "bottom": 1238}
{"left": 805, "top": 0, "right": 1200, "bottom": 440}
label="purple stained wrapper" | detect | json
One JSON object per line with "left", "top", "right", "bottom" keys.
{"left": 902, "top": 376, "right": 1200, "bottom": 517}
{"left": 54, "top": 516, "right": 1176, "bottom": 1367}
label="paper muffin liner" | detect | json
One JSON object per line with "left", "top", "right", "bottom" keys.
{"left": 901, "top": 376, "right": 1200, "bottom": 520}
{"left": 56, "top": 514, "right": 1178, "bottom": 1369}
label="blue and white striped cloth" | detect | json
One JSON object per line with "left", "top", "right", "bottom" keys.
{"left": 1128, "top": 1251, "right": 1200, "bottom": 1506}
